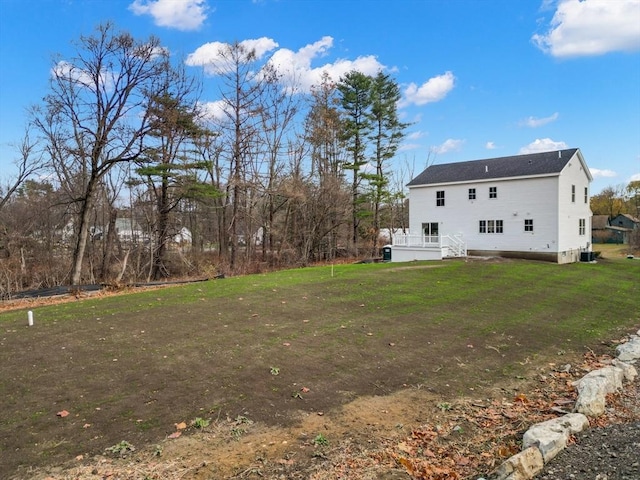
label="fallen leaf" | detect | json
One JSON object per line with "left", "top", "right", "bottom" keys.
{"left": 82, "top": 423, "right": 91, "bottom": 428}
{"left": 175, "top": 422, "right": 187, "bottom": 430}
{"left": 514, "top": 393, "right": 529, "bottom": 403}
{"left": 389, "top": 342, "right": 396, "bottom": 346}
{"left": 57, "top": 410, "right": 69, "bottom": 418}
{"left": 282, "top": 342, "right": 291, "bottom": 347}
{"left": 168, "top": 431, "right": 182, "bottom": 439}
{"left": 301, "top": 387, "right": 310, "bottom": 393}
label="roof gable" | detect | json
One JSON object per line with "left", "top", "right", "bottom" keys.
{"left": 407, "top": 148, "right": 581, "bottom": 186}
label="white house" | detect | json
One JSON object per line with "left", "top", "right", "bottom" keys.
{"left": 391, "top": 148, "right": 593, "bottom": 264}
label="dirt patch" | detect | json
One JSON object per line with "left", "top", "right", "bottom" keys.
{"left": 24, "top": 350, "right": 640, "bottom": 480}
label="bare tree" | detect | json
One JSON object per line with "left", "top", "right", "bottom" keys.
{"left": 204, "top": 41, "right": 272, "bottom": 270}
{"left": 34, "top": 22, "right": 171, "bottom": 285}
{"left": 254, "top": 68, "right": 302, "bottom": 261}
{"left": 303, "top": 73, "right": 348, "bottom": 260}
{"left": 0, "top": 127, "right": 45, "bottom": 212}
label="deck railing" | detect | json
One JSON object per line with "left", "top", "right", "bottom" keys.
{"left": 392, "top": 233, "right": 467, "bottom": 257}
{"left": 442, "top": 234, "right": 467, "bottom": 257}
{"left": 392, "top": 233, "right": 440, "bottom": 247}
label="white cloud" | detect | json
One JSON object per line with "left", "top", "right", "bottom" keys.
{"left": 532, "top": 0, "right": 640, "bottom": 58}
{"left": 52, "top": 61, "right": 114, "bottom": 92}
{"left": 485, "top": 141, "right": 497, "bottom": 150}
{"left": 518, "top": 138, "right": 568, "bottom": 154}
{"left": 407, "top": 131, "right": 426, "bottom": 141}
{"left": 519, "top": 112, "right": 559, "bottom": 128}
{"left": 187, "top": 36, "right": 387, "bottom": 93}
{"left": 590, "top": 168, "right": 617, "bottom": 178}
{"left": 398, "top": 143, "right": 421, "bottom": 152}
{"left": 185, "top": 38, "right": 279, "bottom": 75}
{"left": 432, "top": 138, "right": 464, "bottom": 155}
{"left": 198, "top": 100, "right": 228, "bottom": 122}
{"left": 265, "top": 36, "right": 385, "bottom": 93}
{"left": 630, "top": 172, "right": 640, "bottom": 182}
{"left": 129, "top": 0, "right": 208, "bottom": 31}
{"left": 401, "top": 71, "right": 455, "bottom": 107}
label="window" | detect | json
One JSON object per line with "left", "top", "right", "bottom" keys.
{"left": 489, "top": 186, "right": 497, "bottom": 199}
{"left": 584, "top": 187, "right": 588, "bottom": 204}
{"left": 436, "top": 190, "right": 445, "bottom": 206}
{"left": 468, "top": 188, "right": 476, "bottom": 200}
{"left": 571, "top": 185, "right": 575, "bottom": 203}
{"left": 579, "top": 218, "right": 585, "bottom": 235}
{"left": 524, "top": 219, "right": 534, "bottom": 232}
{"left": 422, "top": 222, "right": 439, "bottom": 236}
{"left": 479, "top": 219, "right": 503, "bottom": 234}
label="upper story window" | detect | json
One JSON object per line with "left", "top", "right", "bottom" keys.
{"left": 571, "top": 185, "right": 576, "bottom": 203}
{"left": 584, "top": 187, "right": 588, "bottom": 204}
{"left": 524, "top": 219, "right": 533, "bottom": 232}
{"left": 436, "top": 190, "right": 445, "bottom": 206}
{"left": 489, "top": 186, "right": 497, "bottom": 199}
{"left": 468, "top": 188, "right": 476, "bottom": 200}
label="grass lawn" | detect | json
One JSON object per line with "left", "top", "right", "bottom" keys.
{"left": 1, "top": 257, "right": 638, "bottom": 478}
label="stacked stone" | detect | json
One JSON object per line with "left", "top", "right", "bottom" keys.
{"left": 488, "top": 330, "right": 640, "bottom": 480}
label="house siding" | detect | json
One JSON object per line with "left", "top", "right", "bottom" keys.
{"left": 406, "top": 149, "right": 592, "bottom": 263}
{"left": 556, "top": 153, "right": 592, "bottom": 261}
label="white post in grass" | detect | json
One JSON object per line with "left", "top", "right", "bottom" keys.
{"left": 28, "top": 311, "right": 34, "bottom": 327}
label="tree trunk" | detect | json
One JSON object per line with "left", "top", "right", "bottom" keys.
{"left": 71, "top": 180, "right": 97, "bottom": 285}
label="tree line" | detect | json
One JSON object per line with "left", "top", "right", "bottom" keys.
{"left": 0, "top": 23, "right": 412, "bottom": 294}
{"left": 590, "top": 181, "right": 640, "bottom": 247}
{"left": 590, "top": 181, "right": 640, "bottom": 220}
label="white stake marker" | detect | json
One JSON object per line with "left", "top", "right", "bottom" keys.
{"left": 28, "top": 311, "right": 34, "bottom": 326}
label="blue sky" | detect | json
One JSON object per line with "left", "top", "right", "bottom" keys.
{"left": 1, "top": 0, "right": 639, "bottom": 195}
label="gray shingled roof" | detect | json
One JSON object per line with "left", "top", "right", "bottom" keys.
{"left": 407, "top": 148, "right": 579, "bottom": 186}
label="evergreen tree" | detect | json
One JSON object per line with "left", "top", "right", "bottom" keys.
{"left": 337, "top": 71, "right": 373, "bottom": 254}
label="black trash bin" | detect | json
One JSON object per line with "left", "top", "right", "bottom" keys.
{"left": 382, "top": 246, "right": 392, "bottom": 262}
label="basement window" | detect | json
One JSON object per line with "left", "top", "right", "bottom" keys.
{"left": 524, "top": 219, "right": 534, "bottom": 232}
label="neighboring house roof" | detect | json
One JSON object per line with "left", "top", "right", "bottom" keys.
{"left": 614, "top": 213, "right": 640, "bottom": 224}
{"left": 407, "top": 148, "right": 582, "bottom": 186}
{"left": 592, "top": 215, "right": 610, "bottom": 229}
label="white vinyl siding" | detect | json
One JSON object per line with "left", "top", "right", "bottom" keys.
{"left": 406, "top": 149, "right": 591, "bottom": 262}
